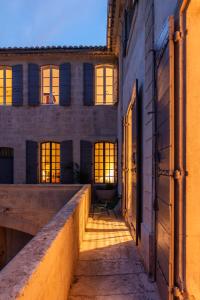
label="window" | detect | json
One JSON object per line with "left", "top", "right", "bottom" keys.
{"left": 41, "top": 66, "right": 59, "bottom": 105}
{"left": 94, "top": 142, "right": 117, "bottom": 183}
{"left": 40, "top": 142, "right": 60, "bottom": 183}
{"left": 0, "top": 66, "right": 12, "bottom": 105}
{"left": 95, "top": 66, "right": 114, "bottom": 105}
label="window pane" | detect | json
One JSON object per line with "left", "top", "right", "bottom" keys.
{"left": 0, "top": 78, "right": 3, "bottom": 88}
{"left": 106, "top": 95, "right": 113, "bottom": 104}
{"left": 96, "top": 68, "right": 103, "bottom": 76}
{"left": 0, "top": 88, "right": 3, "bottom": 97}
{"left": 0, "top": 70, "right": 3, "bottom": 79}
{"left": 43, "top": 77, "right": 50, "bottom": 87}
{"left": 106, "top": 86, "right": 113, "bottom": 95}
{"left": 52, "top": 77, "right": 59, "bottom": 87}
{"left": 106, "top": 68, "right": 113, "bottom": 77}
{"left": 43, "top": 68, "right": 50, "bottom": 77}
{"left": 96, "top": 77, "right": 103, "bottom": 86}
{"left": 106, "top": 77, "right": 113, "bottom": 86}
{"left": 96, "top": 86, "right": 103, "bottom": 95}
{"left": 0, "top": 97, "right": 3, "bottom": 105}
{"left": 96, "top": 95, "right": 104, "bottom": 104}
{"left": 6, "top": 69, "right": 12, "bottom": 78}
{"left": 40, "top": 142, "right": 60, "bottom": 183}
{"left": 52, "top": 68, "right": 59, "bottom": 78}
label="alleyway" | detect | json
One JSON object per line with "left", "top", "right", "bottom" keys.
{"left": 69, "top": 213, "right": 160, "bottom": 300}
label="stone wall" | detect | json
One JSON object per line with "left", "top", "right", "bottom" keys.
{"left": 0, "top": 184, "right": 91, "bottom": 300}
{"left": 0, "top": 53, "right": 118, "bottom": 183}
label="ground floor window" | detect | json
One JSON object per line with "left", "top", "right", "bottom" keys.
{"left": 94, "top": 142, "right": 117, "bottom": 184}
{"left": 40, "top": 142, "right": 60, "bottom": 183}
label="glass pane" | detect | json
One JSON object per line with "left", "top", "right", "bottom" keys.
{"left": 106, "top": 77, "right": 113, "bottom": 86}
{"left": 52, "top": 68, "right": 59, "bottom": 78}
{"left": 106, "top": 68, "right": 113, "bottom": 77}
{"left": 52, "top": 86, "right": 59, "bottom": 95}
{"left": 43, "top": 77, "right": 50, "bottom": 87}
{"left": 0, "top": 78, "right": 3, "bottom": 88}
{"left": 96, "top": 95, "right": 104, "bottom": 104}
{"left": 6, "top": 78, "right": 12, "bottom": 88}
{"left": 43, "top": 68, "right": 50, "bottom": 77}
{"left": 52, "top": 77, "right": 59, "bottom": 87}
{"left": 6, "top": 69, "right": 12, "bottom": 78}
{"left": 96, "top": 68, "right": 103, "bottom": 77}
{"left": 106, "top": 86, "right": 113, "bottom": 95}
{"left": 106, "top": 94, "right": 113, "bottom": 104}
{"left": 96, "top": 86, "right": 103, "bottom": 95}
{"left": 0, "top": 69, "right": 3, "bottom": 79}
{"left": 0, "top": 97, "right": 3, "bottom": 105}
{"left": 96, "top": 77, "right": 103, "bottom": 86}
{"left": 0, "top": 88, "right": 3, "bottom": 97}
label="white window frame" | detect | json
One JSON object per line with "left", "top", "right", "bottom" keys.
{"left": 0, "top": 66, "right": 12, "bottom": 106}
{"left": 95, "top": 65, "right": 114, "bottom": 105}
{"left": 41, "top": 65, "right": 59, "bottom": 105}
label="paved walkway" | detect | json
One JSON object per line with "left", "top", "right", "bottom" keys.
{"left": 69, "top": 213, "right": 160, "bottom": 300}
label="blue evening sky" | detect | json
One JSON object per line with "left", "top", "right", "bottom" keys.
{"left": 0, "top": 0, "right": 108, "bottom": 47}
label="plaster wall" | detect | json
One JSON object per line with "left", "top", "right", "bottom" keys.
{"left": 185, "top": 1, "right": 200, "bottom": 298}
{"left": 0, "top": 185, "right": 91, "bottom": 300}
{"left": 0, "top": 53, "right": 118, "bottom": 183}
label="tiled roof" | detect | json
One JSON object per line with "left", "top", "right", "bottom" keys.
{"left": 0, "top": 45, "right": 110, "bottom": 55}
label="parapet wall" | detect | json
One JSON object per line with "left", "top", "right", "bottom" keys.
{"left": 0, "top": 184, "right": 91, "bottom": 300}
{"left": 0, "top": 184, "right": 81, "bottom": 235}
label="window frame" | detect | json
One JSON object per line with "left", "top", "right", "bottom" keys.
{"left": 0, "top": 66, "right": 12, "bottom": 106}
{"left": 94, "top": 141, "right": 117, "bottom": 184}
{"left": 41, "top": 65, "right": 59, "bottom": 105}
{"left": 95, "top": 65, "right": 114, "bottom": 105}
{"left": 40, "top": 141, "right": 61, "bottom": 184}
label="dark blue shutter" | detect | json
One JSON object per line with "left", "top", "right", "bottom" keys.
{"left": 80, "top": 140, "right": 93, "bottom": 183}
{"left": 60, "top": 141, "right": 73, "bottom": 183}
{"left": 12, "top": 65, "right": 23, "bottom": 106}
{"left": 59, "top": 63, "right": 71, "bottom": 106}
{"left": 28, "top": 64, "right": 40, "bottom": 106}
{"left": 26, "top": 141, "right": 38, "bottom": 184}
{"left": 83, "top": 63, "right": 94, "bottom": 106}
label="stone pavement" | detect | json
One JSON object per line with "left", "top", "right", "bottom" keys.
{"left": 69, "top": 213, "right": 160, "bottom": 300}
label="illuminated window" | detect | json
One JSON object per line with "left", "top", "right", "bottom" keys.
{"left": 0, "top": 66, "right": 12, "bottom": 105}
{"left": 95, "top": 66, "right": 114, "bottom": 105}
{"left": 41, "top": 66, "right": 59, "bottom": 105}
{"left": 94, "top": 142, "right": 117, "bottom": 183}
{"left": 40, "top": 142, "right": 60, "bottom": 183}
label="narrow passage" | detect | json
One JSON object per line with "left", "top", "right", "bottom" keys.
{"left": 69, "top": 213, "right": 160, "bottom": 300}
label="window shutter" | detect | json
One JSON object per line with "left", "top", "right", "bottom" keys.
{"left": 60, "top": 140, "right": 73, "bottom": 183}
{"left": 12, "top": 65, "right": 23, "bottom": 106}
{"left": 59, "top": 63, "right": 71, "bottom": 106}
{"left": 28, "top": 64, "right": 40, "bottom": 106}
{"left": 80, "top": 140, "right": 93, "bottom": 183}
{"left": 83, "top": 63, "right": 94, "bottom": 106}
{"left": 26, "top": 141, "right": 38, "bottom": 184}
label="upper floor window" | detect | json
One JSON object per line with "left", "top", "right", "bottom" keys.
{"left": 0, "top": 66, "right": 12, "bottom": 105}
{"left": 94, "top": 142, "right": 117, "bottom": 184}
{"left": 40, "top": 142, "right": 60, "bottom": 183}
{"left": 95, "top": 66, "right": 114, "bottom": 105}
{"left": 41, "top": 66, "right": 59, "bottom": 105}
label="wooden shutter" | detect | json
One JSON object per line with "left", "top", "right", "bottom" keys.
{"left": 26, "top": 141, "right": 38, "bottom": 184}
{"left": 83, "top": 63, "right": 94, "bottom": 106}
{"left": 28, "top": 64, "right": 40, "bottom": 106}
{"left": 12, "top": 65, "right": 23, "bottom": 106}
{"left": 155, "top": 17, "right": 175, "bottom": 300}
{"left": 80, "top": 140, "right": 93, "bottom": 183}
{"left": 60, "top": 140, "right": 73, "bottom": 183}
{"left": 59, "top": 63, "right": 71, "bottom": 106}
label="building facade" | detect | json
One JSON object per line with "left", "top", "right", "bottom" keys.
{"left": 1, "top": 0, "right": 200, "bottom": 299}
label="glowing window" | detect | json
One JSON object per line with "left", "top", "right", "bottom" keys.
{"left": 0, "top": 66, "right": 12, "bottom": 105}
{"left": 41, "top": 66, "right": 59, "bottom": 105}
{"left": 40, "top": 142, "right": 60, "bottom": 183}
{"left": 95, "top": 66, "right": 114, "bottom": 105}
{"left": 94, "top": 142, "right": 117, "bottom": 184}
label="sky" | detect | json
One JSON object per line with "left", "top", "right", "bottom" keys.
{"left": 0, "top": 0, "right": 108, "bottom": 47}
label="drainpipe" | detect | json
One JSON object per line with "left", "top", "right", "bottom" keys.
{"left": 174, "top": 0, "right": 190, "bottom": 298}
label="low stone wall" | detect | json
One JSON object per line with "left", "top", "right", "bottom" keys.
{"left": 0, "top": 184, "right": 81, "bottom": 235}
{"left": 0, "top": 185, "right": 91, "bottom": 300}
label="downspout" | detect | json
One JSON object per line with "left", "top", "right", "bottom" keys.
{"left": 174, "top": 0, "right": 190, "bottom": 298}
